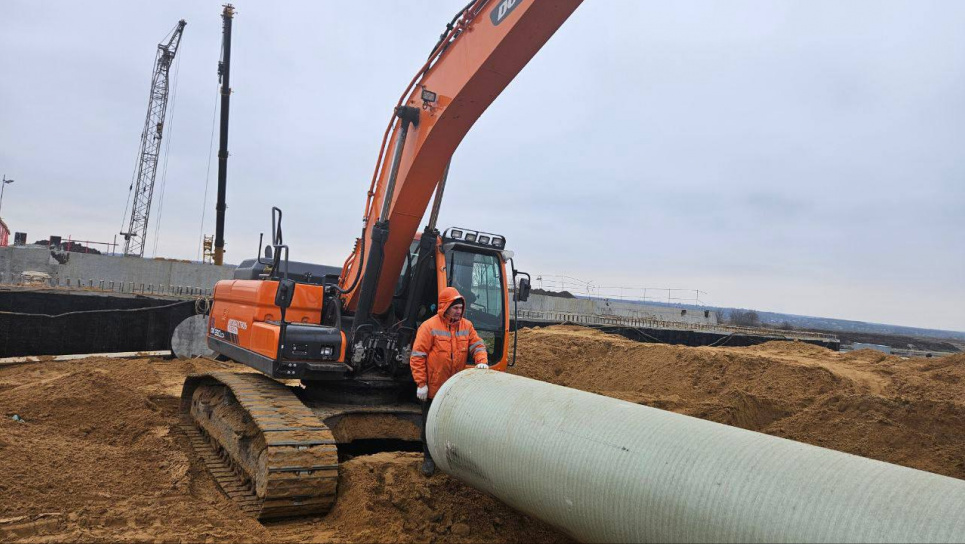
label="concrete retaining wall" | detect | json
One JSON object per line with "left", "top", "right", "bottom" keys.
{"left": 1, "top": 247, "right": 718, "bottom": 325}
{"left": 517, "top": 293, "right": 718, "bottom": 325}
{"left": 0, "top": 246, "right": 236, "bottom": 290}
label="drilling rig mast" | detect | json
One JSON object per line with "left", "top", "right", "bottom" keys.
{"left": 212, "top": 4, "right": 234, "bottom": 266}
{"left": 122, "top": 19, "right": 187, "bottom": 257}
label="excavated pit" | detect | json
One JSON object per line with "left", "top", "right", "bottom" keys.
{"left": 2, "top": 324, "right": 964, "bottom": 542}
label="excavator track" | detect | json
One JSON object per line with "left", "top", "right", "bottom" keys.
{"left": 180, "top": 372, "right": 338, "bottom": 520}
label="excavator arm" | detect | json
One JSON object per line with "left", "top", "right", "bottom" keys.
{"left": 340, "top": 0, "right": 582, "bottom": 320}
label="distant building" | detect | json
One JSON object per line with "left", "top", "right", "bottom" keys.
{"left": 0, "top": 218, "right": 8, "bottom": 247}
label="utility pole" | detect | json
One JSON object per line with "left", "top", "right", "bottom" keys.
{"left": 122, "top": 19, "right": 187, "bottom": 257}
{"left": 0, "top": 175, "right": 14, "bottom": 218}
{"left": 213, "top": 4, "right": 234, "bottom": 266}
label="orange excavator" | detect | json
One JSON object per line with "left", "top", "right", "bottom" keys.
{"left": 179, "top": 0, "right": 582, "bottom": 519}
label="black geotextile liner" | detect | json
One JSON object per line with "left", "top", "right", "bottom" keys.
{"left": 0, "top": 291, "right": 198, "bottom": 357}
{"left": 512, "top": 320, "right": 840, "bottom": 351}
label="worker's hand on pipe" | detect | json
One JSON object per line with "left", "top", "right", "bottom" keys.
{"left": 475, "top": 363, "right": 490, "bottom": 370}
{"left": 417, "top": 385, "right": 429, "bottom": 401}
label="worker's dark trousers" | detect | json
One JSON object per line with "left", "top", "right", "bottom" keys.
{"left": 421, "top": 398, "right": 433, "bottom": 460}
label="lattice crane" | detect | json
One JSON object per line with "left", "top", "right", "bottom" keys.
{"left": 121, "top": 19, "right": 187, "bottom": 257}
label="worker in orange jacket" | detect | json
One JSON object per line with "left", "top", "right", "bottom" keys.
{"left": 410, "top": 286, "right": 489, "bottom": 476}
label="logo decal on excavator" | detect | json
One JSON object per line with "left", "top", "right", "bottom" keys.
{"left": 490, "top": 0, "right": 522, "bottom": 26}
{"left": 227, "top": 319, "right": 248, "bottom": 334}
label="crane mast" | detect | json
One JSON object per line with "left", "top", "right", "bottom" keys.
{"left": 213, "top": 4, "right": 234, "bottom": 266}
{"left": 122, "top": 19, "right": 187, "bottom": 257}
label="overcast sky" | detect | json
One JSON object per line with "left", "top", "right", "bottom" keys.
{"left": 1, "top": 1, "right": 963, "bottom": 331}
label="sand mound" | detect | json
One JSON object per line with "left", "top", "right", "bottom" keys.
{"left": 2, "top": 326, "right": 964, "bottom": 542}
{"left": 0, "top": 358, "right": 270, "bottom": 542}
{"left": 3, "top": 368, "right": 168, "bottom": 445}
{"left": 511, "top": 326, "right": 965, "bottom": 479}
{"left": 745, "top": 339, "right": 835, "bottom": 357}
{"left": 296, "top": 452, "right": 567, "bottom": 543}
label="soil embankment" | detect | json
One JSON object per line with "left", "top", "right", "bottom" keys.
{"left": 512, "top": 326, "right": 965, "bottom": 479}
{"left": 2, "top": 325, "right": 963, "bottom": 542}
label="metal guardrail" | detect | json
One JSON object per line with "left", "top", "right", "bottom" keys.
{"left": 0, "top": 278, "right": 211, "bottom": 297}
{"left": 516, "top": 309, "right": 838, "bottom": 343}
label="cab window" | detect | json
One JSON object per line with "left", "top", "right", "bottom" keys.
{"left": 447, "top": 250, "right": 503, "bottom": 332}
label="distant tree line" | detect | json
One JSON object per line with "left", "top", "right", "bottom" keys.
{"left": 530, "top": 288, "right": 576, "bottom": 299}
{"left": 726, "top": 310, "right": 797, "bottom": 331}
{"left": 728, "top": 309, "right": 761, "bottom": 327}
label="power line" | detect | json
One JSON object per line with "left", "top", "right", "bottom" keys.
{"left": 533, "top": 273, "right": 709, "bottom": 306}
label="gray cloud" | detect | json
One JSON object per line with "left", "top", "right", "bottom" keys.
{"left": 1, "top": 1, "right": 962, "bottom": 330}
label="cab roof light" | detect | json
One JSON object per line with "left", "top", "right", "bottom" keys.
{"left": 444, "top": 227, "right": 506, "bottom": 249}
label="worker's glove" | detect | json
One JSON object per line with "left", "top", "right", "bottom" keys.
{"left": 475, "top": 363, "right": 490, "bottom": 370}
{"left": 417, "top": 385, "right": 429, "bottom": 401}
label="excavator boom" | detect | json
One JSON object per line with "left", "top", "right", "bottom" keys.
{"left": 340, "top": 0, "right": 582, "bottom": 316}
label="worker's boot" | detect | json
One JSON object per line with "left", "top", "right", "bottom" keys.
{"left": 421, "top": 456, "right": 435, "bottom": 477}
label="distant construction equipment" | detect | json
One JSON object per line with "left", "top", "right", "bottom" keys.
{"left": 121, "top": 19, "right": 187, "bottom": 257}
{"left": 201, "top": 234, "right": 215, "bottom": 264}
{"left": 212, "top": 4, "right": 234, "bottom": 266}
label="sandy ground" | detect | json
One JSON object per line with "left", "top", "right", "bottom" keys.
{"left": 1, "top": 325, "right": 963, "bottom": 542}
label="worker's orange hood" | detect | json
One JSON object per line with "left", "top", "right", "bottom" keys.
{"left": 437, "top": 287, "right": 465, "bottom": 318}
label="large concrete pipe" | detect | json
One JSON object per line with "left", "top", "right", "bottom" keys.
{"left": 426, "top": 371, "right": 965, "bottom": 543}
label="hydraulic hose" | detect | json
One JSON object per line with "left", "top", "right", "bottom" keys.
{"left": 335, "top": 228, "right": 366, "bottom": 295}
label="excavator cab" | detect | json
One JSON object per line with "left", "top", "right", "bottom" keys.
{"left": 394, "top": 226, "right": 515, "bottom": 368}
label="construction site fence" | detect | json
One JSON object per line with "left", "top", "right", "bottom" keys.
{"left": 10, "top": 276, "right": 212, "bottom": 298}
{"left": 516, "top": 309, "right": 838, "bottom": 343}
